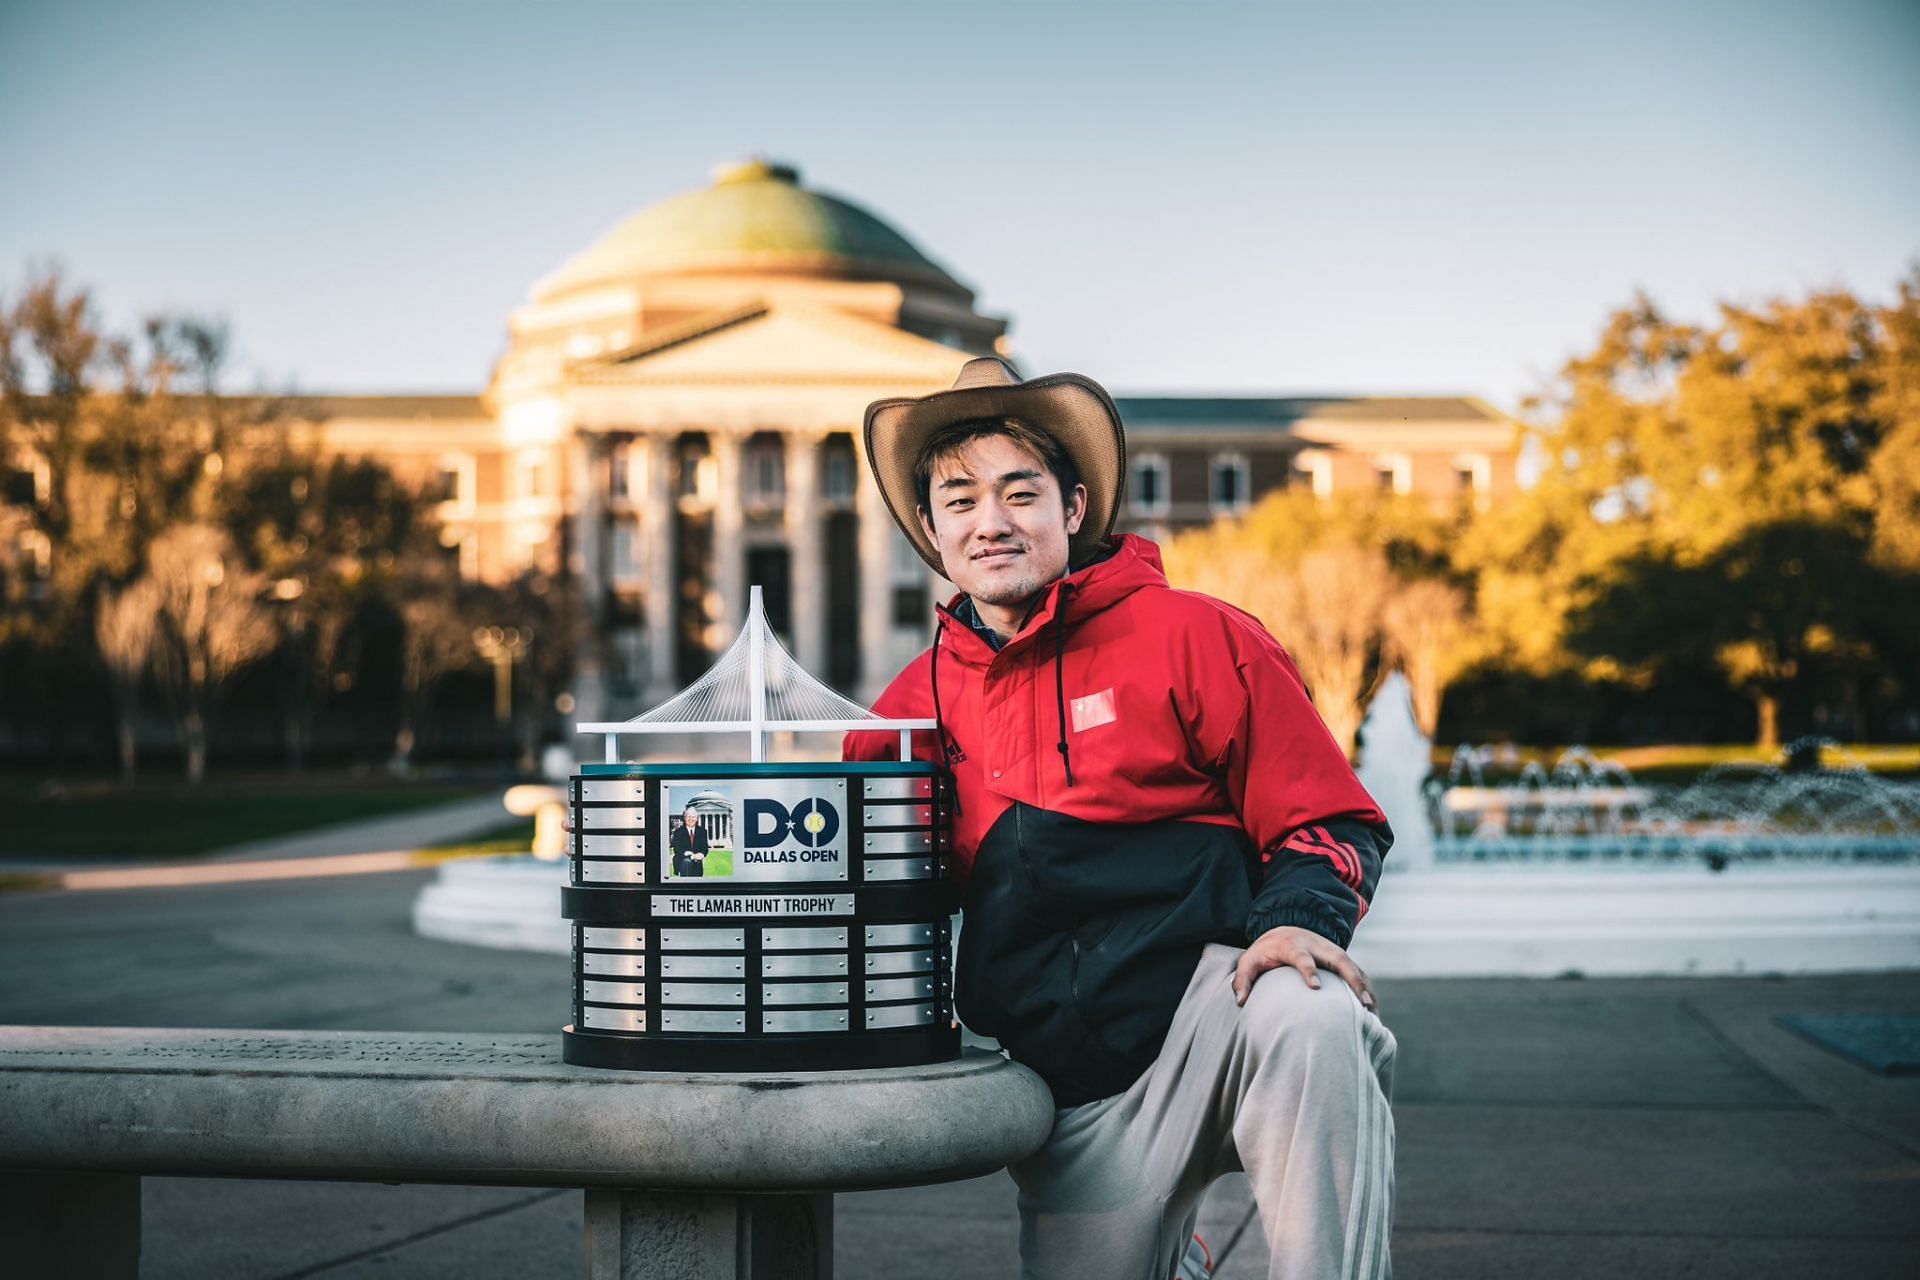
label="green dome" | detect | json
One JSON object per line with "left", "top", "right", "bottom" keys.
{"left": 534, "top": 160, "right": 965, "bottom": 301}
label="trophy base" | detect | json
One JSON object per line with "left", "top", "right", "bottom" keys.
{"left": 561, "top": 1024, "right": 961, "bottom": 1072}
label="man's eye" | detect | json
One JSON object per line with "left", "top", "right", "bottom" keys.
{"left": 1008, "top": 491, "right": 1036, "bottom": 502}
{"left": 947, "top": 498, "right": 973, "bottom": 510}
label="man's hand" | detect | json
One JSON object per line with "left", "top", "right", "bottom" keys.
{"left": 1232, "top": 925, "right": 1376, "bottom": 1013}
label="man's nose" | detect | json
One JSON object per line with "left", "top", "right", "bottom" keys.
{"left": 973, "top": 498, "right": 1017, "bottom": 536}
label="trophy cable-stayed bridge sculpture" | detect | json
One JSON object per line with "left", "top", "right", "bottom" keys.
{"left": 576, "top": 586, "right": 933, "bottom": 764}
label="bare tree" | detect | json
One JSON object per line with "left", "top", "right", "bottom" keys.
{"left": 1380, "top": 578, "right": 1473, "bottom": 738}
{"left": 96, "top": 577, "right": 161, "bottom": 782}
{"left": 146, "top": 524, "right": 272, "bottom": 782}
{"left": 1274, "top": 545, "right": 1393, "bottom": 759}
{"left": 1163, "top": 537, "right": 1391, "bottom": 760}
{"left": 392, "top": 588, "right": 473, "bottom": 772}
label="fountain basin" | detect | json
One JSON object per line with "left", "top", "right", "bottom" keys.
{"left": 415, "top": 855, "right": 1920, "bottom": 979}
{"left": 1349, "top": 862, "right": 1920, "bottom": 978}
{"left": 413, "top": 855, "right": 569, "bottom": 955}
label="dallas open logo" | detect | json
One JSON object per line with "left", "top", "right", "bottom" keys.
{"left": 741, "top": 796, "right": 841, "bottom": 864}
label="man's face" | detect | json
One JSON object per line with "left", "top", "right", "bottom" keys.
{"left": 917, "top": 433, "right": 1087, "bottom": 609}
{"left": 681, "top": 811, "right": 697, "bottom": 830}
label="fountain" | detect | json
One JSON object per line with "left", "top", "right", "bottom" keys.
{"left": 418, "top": 652, "right": 1920, "bottom": 980}
{"left": 1348, "top": 683, "right": 1920, "bottom": 978}
{"left": 1354, "top": 673, "right": 1436, "bottom": 873}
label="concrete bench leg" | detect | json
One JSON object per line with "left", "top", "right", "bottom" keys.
{"left": 584, "top": 1189, "right": 833, "bottom": 1279}
{"left": 0, "top": 1170, "right": 141, "bottom": 1278}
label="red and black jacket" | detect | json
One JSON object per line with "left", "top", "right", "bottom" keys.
{"left": 845, "top": 534, "right": 1391, "bottom": 1105}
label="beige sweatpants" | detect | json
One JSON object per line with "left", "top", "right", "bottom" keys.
{"left": 1008, "top": 943, "right": 1398, "bottom": 1280}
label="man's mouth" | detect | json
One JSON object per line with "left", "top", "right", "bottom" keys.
{"left": 971, "top": 547, "right": 1023, "bottom": 562}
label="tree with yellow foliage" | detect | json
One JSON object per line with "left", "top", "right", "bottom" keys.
{"left": 1467, "top": 274, "right": 1920, "bottom": 747}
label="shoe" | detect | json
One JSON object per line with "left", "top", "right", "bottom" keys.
{"left": 1172, "top": 1232, "right": 1213, "bottom": 1280}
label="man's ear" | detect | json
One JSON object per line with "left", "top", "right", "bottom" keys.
{"left": 917, "top": 504, "right": 939, "bottom": 546}
{"left": 1063, "top": 483, "right": 1089, "bottom": 537}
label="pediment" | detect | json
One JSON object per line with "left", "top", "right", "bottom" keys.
{"left": 575, "top": 304, "right": 971, "bottom": 386}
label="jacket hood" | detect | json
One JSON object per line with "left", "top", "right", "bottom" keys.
{"left": 935, "top": 533, "right": 1167, "bottom": 666}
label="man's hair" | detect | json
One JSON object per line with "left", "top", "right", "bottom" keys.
{"left": 913, "top": 416, "right": 1082, "bottom": 518}
{"left": 682, "top": 805, "right": 698, "bottom": 817}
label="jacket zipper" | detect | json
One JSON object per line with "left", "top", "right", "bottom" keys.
{"left": 1069, "top": 936, "right": 1083, "bottom": 1008}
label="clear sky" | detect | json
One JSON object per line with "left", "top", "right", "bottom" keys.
{"left": 2, "top": 0, "right": 1915, "bottom": 412}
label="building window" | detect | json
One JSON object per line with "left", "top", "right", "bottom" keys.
{"left": 821, "top": 441, "right": 857, "bottom": 504}
{"left": 1130, "top": 454, "right": 1169, "bottom": 516}
{"left": 1373, "top": 454, "right": 1411, "bottom": 496}
{"left": 1297, "top": 453, "right": 1333, "bottom": 500}
{"left": 3, "top": 467, "right": 38, "bottom": 507}
{"left": 744, "top": 435, "right": 785, "bottom": 509}
{"left": 676, "top": 438, "right": 711, "bottom": 501}
{"left": 609, "top": 627, "right": 644, "bottom": 698}
{"left": 609, "top": 521, "right": 643, "bottom": 588}
{"left": 19, "top": 529, "right": 51, "bottom": 598}
{"left": 891, "top": 530, "right": 930, "bottom": 626}
{"left": 519, "top": 453, "right": 547, "bottom": 500}
{"left": 609, "top": 442, "right": 631, "bottom": 503}
{"left": 1454, "top": 453, "right": 1490, "bottom": 493}
{"left": 1209, "top": 453, "right": 1250, "bottom": 515}
{"left": 890, "top": 585, "right": 927, "bottom": 627}
{"left": 433, "top": 453, "right": 474, "bottom": 511}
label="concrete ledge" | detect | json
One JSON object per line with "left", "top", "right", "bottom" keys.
{"left": 0, "top": 1028, "right": 1054, "bottom": 1192}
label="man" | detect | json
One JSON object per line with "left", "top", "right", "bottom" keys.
{"left": 845, "top": 358, "right": 1397, "bottom": 1280}
{"left": 668, "top": 805, "right": 709, "bottom": 879}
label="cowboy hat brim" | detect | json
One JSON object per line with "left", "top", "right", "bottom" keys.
{"left": 864, "top": 365, "right": 1127, "bottom": 578}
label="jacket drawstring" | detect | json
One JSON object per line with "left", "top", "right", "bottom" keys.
{"left": 1053, "top": 582, "right": 1076, "bottom": 788}
{"left": 929, "top": 619, "right": 963, "bottom": 815}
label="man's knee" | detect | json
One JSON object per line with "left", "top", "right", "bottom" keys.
{"left": 1238, "top": 964, "right": 1365, "bottom": 1052}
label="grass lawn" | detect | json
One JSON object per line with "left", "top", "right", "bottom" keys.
{"left": 412, "top": 820, "right": 537, "bottom": 864}
{"left": 1435, "top": 742, "right": 1920, "bottom": 784}
{"left": 0, "top": 777, "right": 486, "bottom": 860}
{"left": 410, "top": 835, "right": 740, "bottom": 874}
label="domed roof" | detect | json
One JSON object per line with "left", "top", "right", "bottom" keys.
{"left": 532, "top": 160, "right": 967, "bottom": 302}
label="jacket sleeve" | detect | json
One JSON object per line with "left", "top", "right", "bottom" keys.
{"left": 842, "top": 650, "right": 940, "bottom": 765}
{"left": 1184, "top": 608, "right": 1393, "bottom": 949}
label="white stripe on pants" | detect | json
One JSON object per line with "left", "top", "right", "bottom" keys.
{"left": 1008, "top": 943, "right": 1397, "bottom": 1279}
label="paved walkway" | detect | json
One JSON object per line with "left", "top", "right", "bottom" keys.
{"left": 199, "top": 792, "right": 514, "bottom": 863}
{"left": 1, "top": 870, "right": 1915, "bottom": 1278}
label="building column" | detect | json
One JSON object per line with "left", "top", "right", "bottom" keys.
{"left": 567, "top": 430, "right": 609, "bottom": 725}
{"left": 856, "top": 439, "right": 895, "bottom": 704}
{"left": 784, "top": 429, "right": 826, "bottom": 675}
{"left": 644, "top": 431, "right": 677, "bottom": 704}
{"left": 712, "top": 431, "right": 745, "bottom": 644}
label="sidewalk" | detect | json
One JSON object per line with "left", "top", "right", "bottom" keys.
{"left": 201, "top": 792, "right": 513, "bottom": 862}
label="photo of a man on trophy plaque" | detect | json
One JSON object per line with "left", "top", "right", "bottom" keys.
{"left": 664, "top": 787, "right": 737, "bottom": 879}
{"left": 667, "top": 805, "right": 708, "bottom": 879}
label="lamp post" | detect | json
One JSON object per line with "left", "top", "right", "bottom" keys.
{"left": 472, "top": 625, "right": 531, "bottom": 775}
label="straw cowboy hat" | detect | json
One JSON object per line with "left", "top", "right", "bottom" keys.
{"left": 863, "top": 357, "right": 1127, "bottom": 577}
